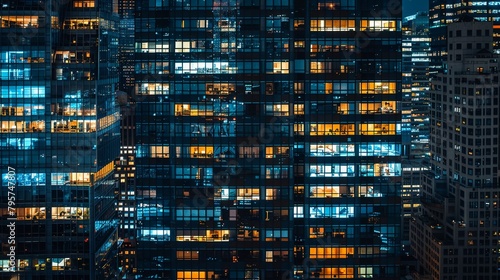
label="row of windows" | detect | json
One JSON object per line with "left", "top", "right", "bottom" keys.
{"left": 309, "top": 123, "right": 400, "bottom": 135}
{"left": 134, "top": 18, "right": 398, "bottom": 32}
{"left": 0, "top": 172, "right": 95, "bottom": 187}
{"left": 0, "top": 258, "right": 88, "bottom": 272}
{"left": 0, "top": 207, "right": 89, "bottom": 220}
{"left": 132, "top": 81, "right": 397, "bottom": 95}
{"left": 136, "top": 143, "right": 400, "bottom": 158}
{"left": 137, "top": 60, "right": 400, "bottom": 76}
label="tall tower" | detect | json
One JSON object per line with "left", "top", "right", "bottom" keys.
{"left": 0, "top": 1, "right": 120, "bottom": 279}
{"left": 410, "top": 19, "right": 500, "bottom": 279}
{"left": 428, "top": 0, "right": 500, "bottom": 74}
{"left": 401, "top": 12, "right": 431, "bottom": 251}
{"left": 134, "top": 0, "right": 402, "bottom": 279}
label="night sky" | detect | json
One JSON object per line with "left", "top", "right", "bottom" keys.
{"left": 403, "top": 0, "right": 429, "bottom": 17}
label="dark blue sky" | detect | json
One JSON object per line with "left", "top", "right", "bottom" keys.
{"left": 403, "top": 0, "right": 428, "bottom": 17}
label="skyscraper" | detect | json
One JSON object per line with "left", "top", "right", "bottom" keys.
{"left": 134, "top": 0, "right": 402, "bottom": 279}
{"left": 116, "top": 0, "right": 137, "bottom": 276}
{"left": 428, "top": 0, "right": 500, "bottom": 73}
{"left": 401, "top": 11, "right": 430, "bottom": 248}
{"left": 410, "top": 19, "right": 500, "bottom": 279}
{"left": 0, "top": 1, "right": 120, "bottom": 278}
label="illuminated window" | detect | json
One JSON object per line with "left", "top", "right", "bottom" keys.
{"left": 358, "top": 123, "right": 397, "bottom": 135}
{"left": 175, "top": 41, "right": 192, "bottom": 53}
{"left": 63, "top": 19, "right": 99, "bottom": 30}
{"left": 271, "top": 61, "right": 289, "bottom": 73}
{"left": 310, "top": 61, "right": 331, "bottom": 73}
{"left": 51, "top": 207, "right": 89, "bottom": 220}
{"left": 237, "top": 188, "right": 260, "bottom": 200}
{"left": 265, "top": 146, "right": 290, "bottom": 158}
{"left": 206, "top": 83, "right": 235, "bottom": 95}
{"left": 1, "top": 120, "right": 45, "bottom": 133}
{"left": 358, "top": 267, "right": 373, "bottom": 278}
{"left": 360, "top": 20, "right": 397, "bottom": 31}
{"left": 49, "top": 172, "right": 90, "bottom": 186}
{"left": 310, "top": 144, "right": 355, "bottom": 157}
{"left": 310, "top": 185, "right": 352, "bottom": 198}
{"left": 309, "top": 247, "right": 354, "bottom": 258}
{"left": 265, "top": 104, "right": 289, "bottom": 116}
{"left": 1, "top": 207, "right": 46, "bottom": 220}
{"left": 197, "top": 20, "right": 209, "bottom": 28}
{"left": 151, "top": 146, "right": 169, "bottom": 158}
{"left": 1, "top": 16, "right": 39, "bottom": 28}
{"left": 294, "top": 20, "right": 305, "bottom": 30}
{"left": 309, "top": 123, "right": 355, "bottom": 135}
{"left": 190, "top": 146, "right": 213, "bottom": 158}
{"left": 359, "top": 163, "right": 401, "bottom": 177}
{"left": 317, "top": 267, "right": 355, "bottom": 278}
{"left": 294, "top": 104, "right": 305, "bottom": 114}
{"left": 310, "top": 19, "right": 355, "bottom": 31}
{"left": 50, "top": 120, "right": 95, "bottom": 133}
{"left": 359, "top": 82, "right": 396, "bottom": 94}
{"left": 294, "top": 82, "right": 305, "bottom": 94}
{"left": 309, "top": 227, "right": 325, "bottom": 238}
{"left": 317, "top": 2, "right": 337, "bottom": 10}
{"left": 136, "top": 83, "right": 169, "bottom": 95}
{"left": 265, "top": 188, "right": 278, "bottom": 200}
{"left": 358, "top": 101, "right": 396, "bottom": 114}
{"left": 136, "top": 41, "right": 169, "bottom": 53}
{"left": 176, "top": 230, "right": 229, "bottom": 242}
{"left": 177, "top": 271, "right": 211, "bottom": 280}
{"left": 176, "top": 251, "right": 199, "bottom": 260}
{"left": 175, "top": 104, "right": 213, "bottom": 116}
{"left": 294, "top": 123, "right": 305, "bottom": 135}
{"left": 358, "top": 143, "right": 401, "bottom": 156}
{"left": 73, "top": 1, "right": 95, "bottom": 8}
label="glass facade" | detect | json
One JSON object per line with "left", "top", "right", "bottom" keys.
{"left": 135, "top": 0, "right": 402, "bottom": 279}
{"left": 401, "top": 12, "right": 430, "bottom": 245}
{"left": 0, "top": 1, "right": 120, "bottom": 279}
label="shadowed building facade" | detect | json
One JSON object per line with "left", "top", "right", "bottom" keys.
{"left": 410, "top": 20, "right": 500, "bottom": 280}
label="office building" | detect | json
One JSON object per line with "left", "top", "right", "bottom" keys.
{"left": 0, "top": 0, "right": 120, "bottom": 278}
{"left": 116, "top": 0, "right": 137, "bottom": 277}
{"left": 429, "top": 0, "right": 500, "bottom": 73}
{"left": 134, "top": 0, "right": 402, "bottom": 279}
{"left": 410, "top": 19, "right": 500, "bottom": 280}
{"left": 401, "top": 12, "right": 430, "bottom": 246}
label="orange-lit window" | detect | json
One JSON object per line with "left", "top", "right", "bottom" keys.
{"left": 318, "top": 267, "right": 355, "bottom": 278}
{"left": 360, "top": 20, "right": 397, "bottom": 31}
{"left": 309, "top": 247, "right": 354, "bottom": 259}
{"left": 310, "top": 124, "right": 355, "bottom": 136}
{"left": 309, "top": 227, "right": 325, "bottom": 238}
{"left": 1, "top": 16, "right": 39, "bottom": 28}
{"left": 358, "top": 123, "right": 397, "bottom": 135}
{"left": 176, "top": 251, "right": 199, "bottom": 260}
{"left": 73, "top": 1, "right": 95, "bottom": 8}
{"left": 151, "top": 146, "right": 169, "bottom": 158}
{"left": 177, "top": 271, "right": 211, "bottom": 280}
{"left": 190, "top": 146, "right": 214, "bottom": 158}
{"left": 310, "top": 20, "right": 355, "bottom": 31}
{"left": 358, "top": 102, "right": 396, "bottom": 114}
{"left": 359, "top": 82, "right": 396, "bottom": 94}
